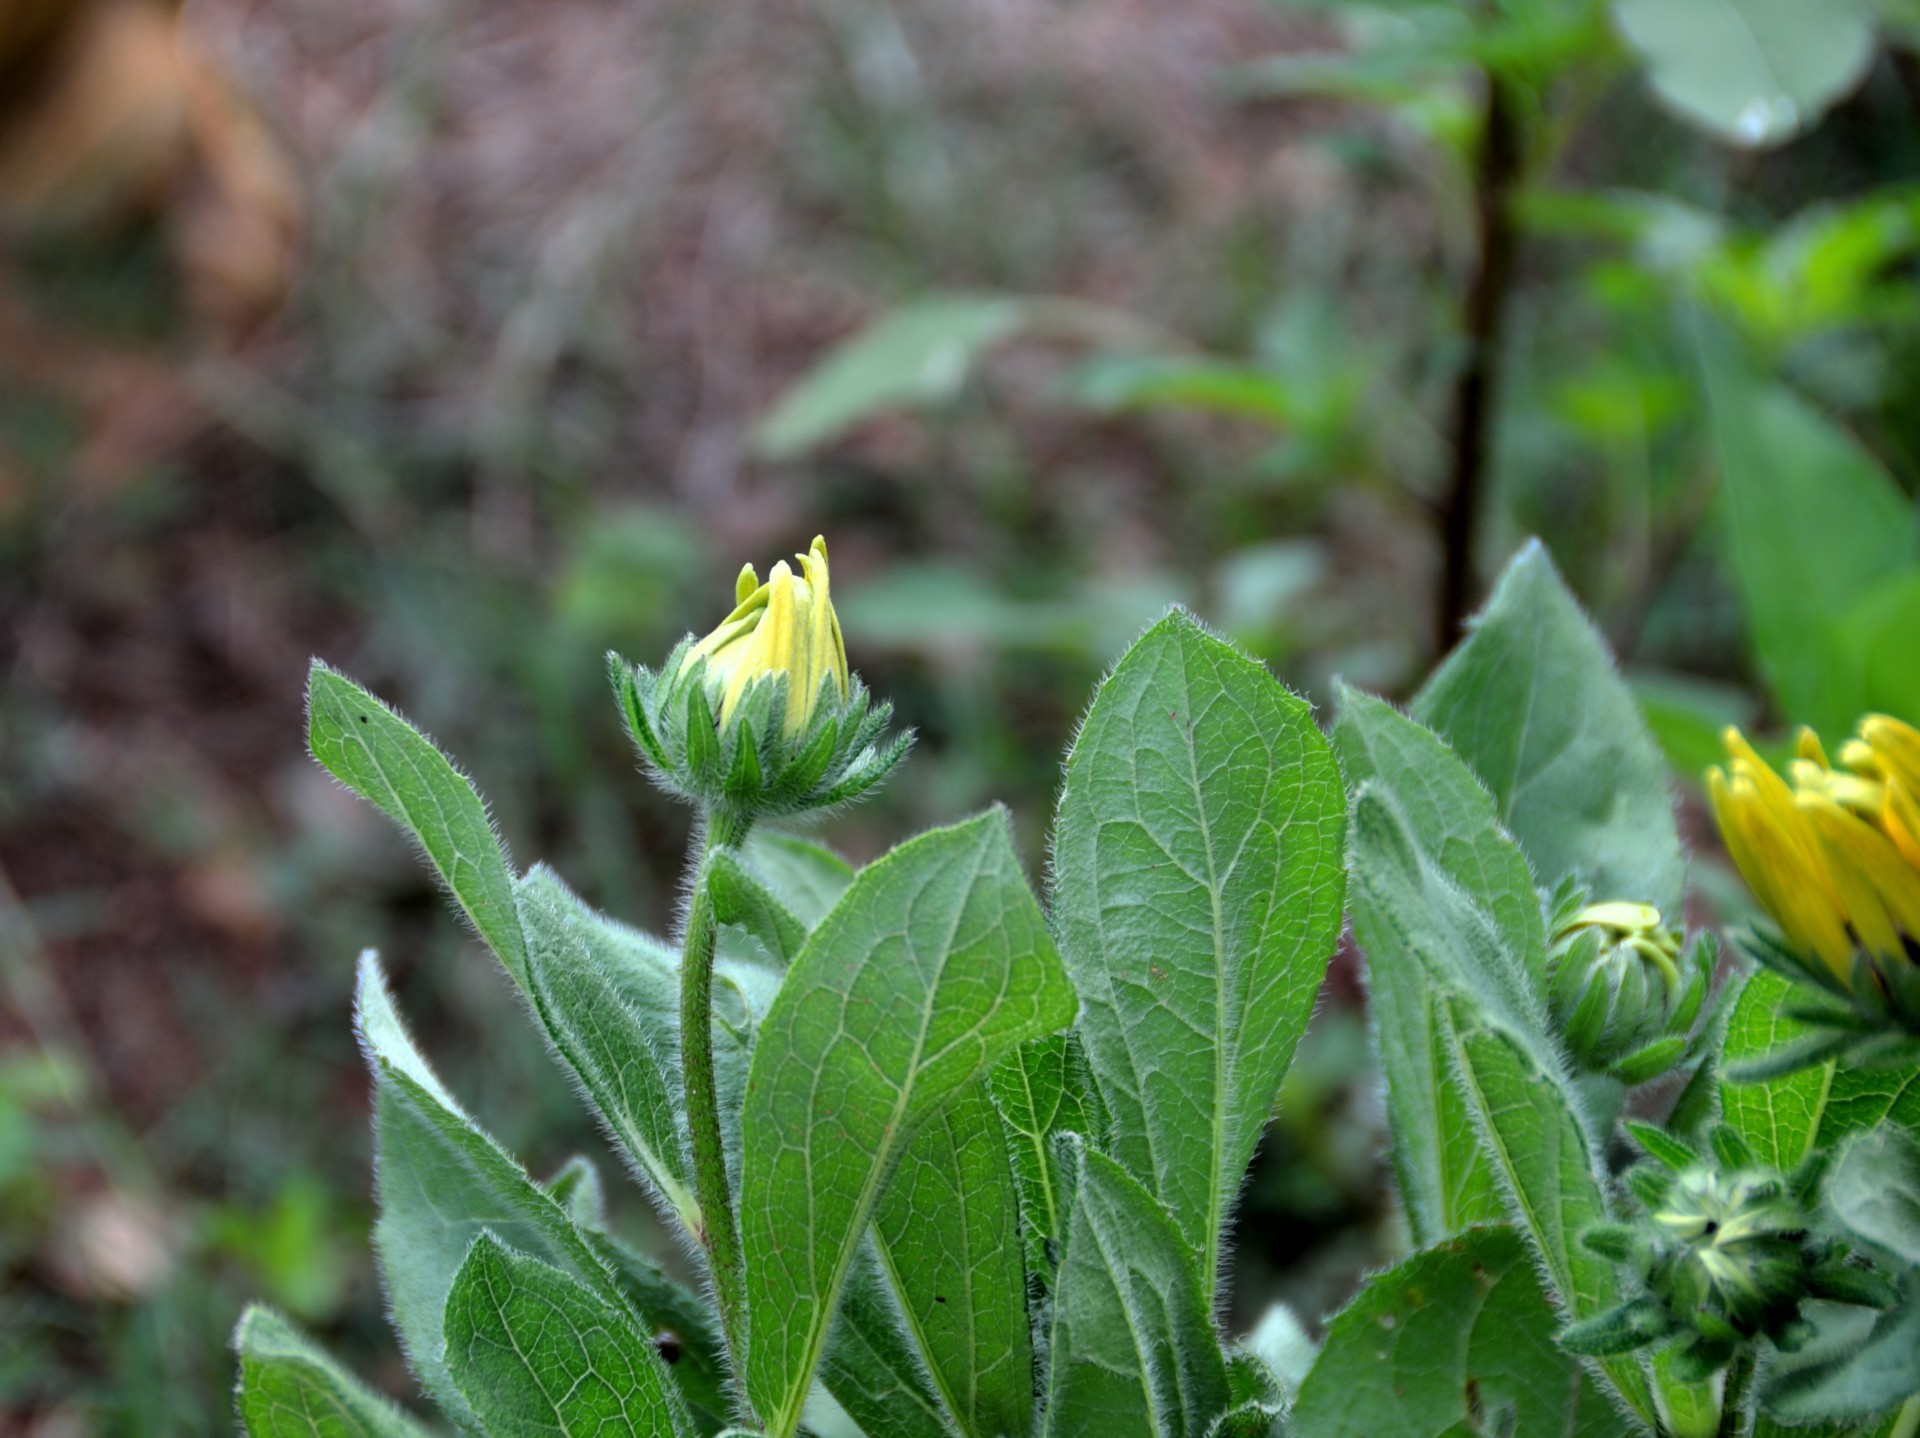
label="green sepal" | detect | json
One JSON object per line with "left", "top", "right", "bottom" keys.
{"left": 1558, "top": 1294, "right": 1671, "bottom": 1355}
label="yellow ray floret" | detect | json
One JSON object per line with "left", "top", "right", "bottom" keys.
{"left": 687, "top": 536, "right": 851, "bottom": 734}
{"left": 1709, "top": 716, "right": 1920, "bottom": 988}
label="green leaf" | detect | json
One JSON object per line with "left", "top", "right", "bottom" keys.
{"left": 1761, "top": 1273, "right": 1920, "bottom": 1424}
{"left": 1052, "top": 609, "right": 1346, "bottom": 1298}
{"left": 987, "top": 1032, "right": 1111, "bottom": 1281}
{"left": 708, "top": 848, "right": 808, "bottom": 967}
{"left": 1614, "top": 0, "right": 1877, "bottom": 148}
{"left": 1445, "top": 1008, "right": 1654, "bottom": 1421}
{"left": 307, "top": 663, "right": 527, "bottom": 986}
{"left": 355, "top": 954, "right": 628, "bottom": 1427}
{"left": 1413, "top": 540, "right": 1685, "bottom": 916}
{"left": 586, "top": 1228, "right": 732, "bottom": 1431}
{"left": 515, "top": 867, "right": 697, "bottom": 1232}
{"left": 818, "top": 1248, "right": 954, "bottom": 1438}
{"left": 740, "top": 808, "right": 1077, "bottom": 1438}
{"left": 739, "top": 833, "right": 855, "bottom": 928}
{"left": 1041, "top": 1141, "right": 1232, "bottom": 1438}
{"left": 1822, "top": 1059, "right": 1920, "bottom": 1148}
{"left": 1825, "top": 1125, "right": 1920, "bottom": 1264}
{"left": 1289, "top": 1227, "right": 1587, "bottom": 1438}
{"left": 1333, "top": 689, "right": 1545, "bottom": 1243}
{"left": 444, "top": 1233, "right": 687, "bottom": 1438}
{"left": 1701, "top": 339, "right": 1920, "bottom": 737}
{"left": 1720, "top": 969, "right": 1832, "bottom": 1171}
{"left": 753, "top": 296, "right": 1028, "bottom": 460}
{"left": 873, "top": 1079, "right": 1034, "bottom": 1438}
{"left": 233, "top": 1306, "right": 434, "bottom": 1438}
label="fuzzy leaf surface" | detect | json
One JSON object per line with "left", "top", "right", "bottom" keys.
{"left": 1052, "top": 609, "right": 1345, "bottom": 1296}
{"left": 873, "top": 1078, "right": 1034, "bottom": 1438}
{"left": 1825, "top": 1125, "right": 1920, "bottom": 1265}
{"left": 515, "top": 866, "right": 696, "bottom": 1230}
{"left": 1290, "top": 1226, "right": 1586, "bottom": 1438}
{"left": 1334, "top": 690, "right": 1540, "bottom": 1242}
{"left": 307, "top": 664, "right": 526, "bottom": 986}
{"left": 1042, "top": 1143, "right": 1231, "bottom": 1438}
{"left": 818, "top": 1248, "right": 953, "bottom": 1438}
{"left": 741, "top": 832, "right": 856, "bottom": 927}
{"left": 1412, "top": 540, "right": 1685, "bottom": 916}
{"left": 233, "top": 1306, "right": 434, "bottom": 1438}
{"left": 355, "top": 955, "right": 625, "bottom": 1427}
{"left": 740, "top": 808, "right": 1076, "bottom": 1437}
{"left": 444, "top": 1233, "right": 686, "bottom": 1438}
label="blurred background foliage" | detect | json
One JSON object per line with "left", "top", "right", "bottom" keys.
{"left": 1, "top": 0, "right": 1918, "bottom": 1429}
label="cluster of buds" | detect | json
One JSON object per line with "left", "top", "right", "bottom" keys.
{"left": 1561, "top": 1126, "right": 1893, "bottom": 1380}
{"left": 1709, "top": 717, "right": 1920, "bottom": 1038}
{"left": 1544, "top": 879, "right": 1711, "bottom": 1083}
{"left": 612, "top": 536, "right": 910, "bottom": 822}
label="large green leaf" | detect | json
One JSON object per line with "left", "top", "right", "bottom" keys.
{"left": 1332, "top": 690, "right": 1537, "bottom": 1243}
{"left": 987, "top": 1032, "right": 1111, "bottom": 1282}
{"left": 1720, "top": 969, "right": 1833, "bottom": 1171}
{"left": 1702, "top": 342, "right": 1920, "bottom": 738}
{"left": 1614, "top": 0, "right": 1876, "bottom": 148}
{"left": 1413, "top": 541, "right": 1685, "bottom": 916}
{"left": 355, "top": 955, "right": 629, "bottom": 1427}
{"left": 1826, "top": 1125, "right": 1920, "bottom": 1266}
{"left": 1761, "top": 1273, "right": 1920, "bottom": 1426}
{"left": 444, "top": 1233, "right": 687, "bottom": 1438}
{"left": 307, "top": 663, "right": 527, "bottom": 986}
{"left": 739, "top": 809, "right": 1077, "bottom": 1438}
{"left": 233, "top": 1306, "right": 434, "bottom": 1438}
{"left": 1052, "top": 609, "right": 1346, "bottom": 1298}
{"left": 873, "top": 1079, "right": 1035, "bottom": 1438}
{"left": 1444, "top": 1010, "right": 1651, "bottom": 1421}
{"left": 1290, "top": 1227, "right": 1587, "bottom": 1438}
{"left": 819, "top": 1249, "right": 954, "bottom": 1438}
{"left": 1041, "top": 1142, "right": 1231, "bottom": 1438}
{"left": 515, "top": 866, "right": 696, "bottom": 1232}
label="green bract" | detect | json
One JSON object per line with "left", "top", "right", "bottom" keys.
{"left": 239, "top": 544, "right": 1920, "bottom": 1438}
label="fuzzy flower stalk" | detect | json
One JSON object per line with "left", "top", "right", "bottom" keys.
{"left": 609, "top": 537, "right": 910, "bottom": 1415}
{"left": 1709, "top": 716, "right": 1920, "bottom": 1039}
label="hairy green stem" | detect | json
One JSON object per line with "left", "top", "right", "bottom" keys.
{"left": 1715, "top": 1351, "right": 1755, "bottom": 1438}
{"left": 682, "top": 806, "right": 754, "bottom": 1410}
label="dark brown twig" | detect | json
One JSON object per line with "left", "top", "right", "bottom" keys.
{"left": 1437, "top": 71, "right": 1523, "bottom": 648}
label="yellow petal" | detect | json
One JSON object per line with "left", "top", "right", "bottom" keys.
{"left": 1863, "top": 715, "right": 1920, "bottom": 795}
{"left": 1799, "top": 794, "right": 1907, "bottom": 962}
{"left": 1795, "top": 727, "right": 1832, "bottom": 769}
{"left": 1884, "top": 777, "right": 1920, "bottom": 874}
{"left": 1712, "top": 765, "right": 1853, "bottom": 980}
{"left": 735, "top": 563, "right": 759, "bottom": 606}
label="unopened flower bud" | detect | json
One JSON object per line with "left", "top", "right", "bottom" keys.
{"left": 1546, "top": 891, "right": 1703, "bottom": 1079}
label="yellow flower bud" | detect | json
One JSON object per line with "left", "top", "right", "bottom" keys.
{"left": 687, "top": 536, "right": 850, "bottom": 735}
{"left": 1709, "top": 716, "right": 1920, "bottom": 1020}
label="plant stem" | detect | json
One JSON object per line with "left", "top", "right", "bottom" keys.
{"left": 1437, "top": 67, "right": 1522, "bottom": 648}
{"left": 1715, "top": 1350, "right": 1755, "bottom": 1438}
{"left": 681, "top": 806, "right": 754, "bottom": 1409}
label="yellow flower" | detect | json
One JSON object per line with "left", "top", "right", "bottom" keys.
{"left": 1708, "top": 716, "right": 1920, "bottom": 994}
{"left": 687, "top": 536, "right": 849, "bottom": 734}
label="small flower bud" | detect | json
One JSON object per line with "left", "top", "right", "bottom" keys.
{"left": 1545, "top": 888, "right": 1703, "bottom": 1078}
{"left": 613, "top": 536, "right": 910, "bottom": 821}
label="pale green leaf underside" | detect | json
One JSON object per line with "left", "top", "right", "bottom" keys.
{"left": 445, "top": 1234, "right": 685, "bottom": 1438}
{"left": 740, "top": 808, "right": 1076, "bottom": 1437}
{"left": 1413, "top": 540, "right": 1684, "bottom": 917}
{"left": 515, "top": 866, "right": 697, "bottom": 1231}
{"left": 820, "top": 1248, "right": 954, "bottom": 1438}
{"left": 355, "top": 955, "right": 628, "bottom": 1428}
{"left": 873, "top": 1079, "right": 1035, "bottom": 1438}
{"left": 234, "top": 1305, "right": 434, "bottom": 1438}
{"left": 1052, "top": 609, "right": 1346, "bottom": 1299}
{"left": 1290, "top": 1226, "right": 1586, "bottom": 1438}
{"left": 1043, "top": 1143, "right": 1231, "bottom": 1438}
{"left": 308, "top": 664, "right": 527, "bottom": 986}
